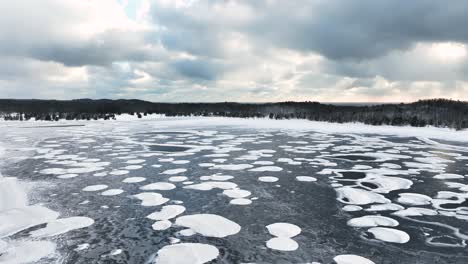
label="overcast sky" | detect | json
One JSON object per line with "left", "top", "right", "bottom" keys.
{"left": 1, "top": 0, "right": 467, "bottom": 102}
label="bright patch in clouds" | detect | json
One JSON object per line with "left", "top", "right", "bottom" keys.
{"left": 431, "top": 42, "right": 467, "bottom": 61}
{"left": 1, "top": 0, "right": 468, "bottom": 102}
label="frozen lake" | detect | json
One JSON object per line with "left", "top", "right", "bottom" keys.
{"left": 1, "top": 117, "right": 468, "bottom": 264}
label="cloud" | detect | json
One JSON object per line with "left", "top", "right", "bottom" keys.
{"left": 1, "top": 0, "right": 468, "bottom": 102}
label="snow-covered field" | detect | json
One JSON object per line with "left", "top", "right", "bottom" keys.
{"left": 1, "top": 117, "right": 468, "bottom": 263}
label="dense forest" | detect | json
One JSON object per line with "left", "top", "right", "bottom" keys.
{"left": 0, "top": 98, "right": 467, "bottom": 130}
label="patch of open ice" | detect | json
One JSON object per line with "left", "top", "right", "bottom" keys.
{"left": 140, "top": 182, "right": 176, "bottom": 191}
{"left": 295, "top": 176, "right": 317, "bottom": 182}
{"left": 134, "top": 192, "right": 169, "bottom": 206}
{"left": 82, "top": 185, "right": 108, "bottom": 192}
{"left": 175, "top": 214, "right": 241, "bottom": 238}
{"left": 347, "top": 215, "right": 399, "bottom": 227}
{"left": 367, "top": 227, "right": 410, "bottom": 243}
{"left": 333, "top": 255, "right": 375, "bottom": 264}
{"left": 147, "top": 205, "right": 186, "bottom": 221}
{"left": 154, "top": 243, "right": 219, "bottom": 264}
{"left": 30, "top": 216, "right": 94, "bottom": 237}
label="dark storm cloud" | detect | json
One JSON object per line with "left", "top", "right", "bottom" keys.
{"left": 246, "top": 0, "right": 468, "bottom": 60}
{"left": 152, "top": 0, "right": 468, "bottom": 61}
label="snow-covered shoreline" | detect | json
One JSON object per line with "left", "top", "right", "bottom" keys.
{"left": 3, "top": 115, "right": 466, "bottom": 143}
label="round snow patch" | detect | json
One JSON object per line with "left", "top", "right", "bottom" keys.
{"left": 175, "top": 214, "right": 241, "bottom": 238}
{"left": 154, "top": 243, "right": 219, "bottom": 264}
{"left": 266, "top": 237, "right": 298, "bottom": 251}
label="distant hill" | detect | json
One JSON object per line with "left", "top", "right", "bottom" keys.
{"left": 0, "top": 98, "right": 467, "bottom": 130}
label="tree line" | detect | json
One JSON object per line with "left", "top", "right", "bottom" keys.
{"left": 0, "top": 98, "right": 467, "bottom": 130}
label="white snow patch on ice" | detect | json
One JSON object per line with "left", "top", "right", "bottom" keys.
{"left": 334, "top": 255, "right": 375, "bottom": 264}
{"left": 30, "top": 216, "right": 94, "bottom": 237}
{"left": 147, "top": 205, "right": 186, "bottom": 221}
{"left": 367, "top": 227, "right": 410, "bottom": 243}
{"left": 266, "top": 223, "right": 301, "bottom": 238}
{"left": 123, "top": 177, "right": 146, "bottom": 183}
{"left": 134, "top": 192, "right": 169, "bottom": 206}
{"left": 258, "top": 176, "right": 279, "bottom": 182}
{"left": 140, "top": 182, "right": 176, "bottom": 191}
{"left": 175, "top": 214, "right": 241, "bottom": 238}
{"left": 154, "top": 243, "right": 219, "bottom": 264}
{"left": 82, "top": 185, "right": 108, "bottom": 192}
{"left": 266, "top": 237, "right": 298, "bottom": 251}
{"left": 347, "top": 215, "right": 399, "bottom": 227}
{"left": 295, "top": 176, "right": 317, "bottom": 182}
